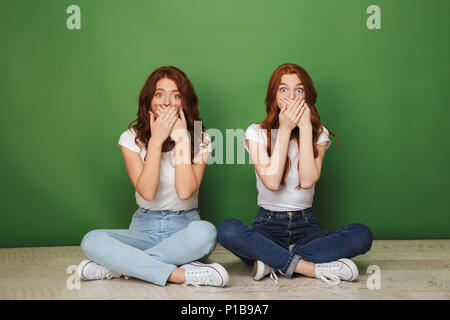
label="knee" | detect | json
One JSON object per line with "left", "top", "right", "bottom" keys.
{"left": 186, "top": 220, "right": 217, "bottom": 245}
{"left": 80, "top": 229, "right": 108, "bottom": 254}
{"left": 353, "top": 223, "right": 373, "bottom": 253}
{"left": 217, "top": 219, "right": 244, "bottom": 246}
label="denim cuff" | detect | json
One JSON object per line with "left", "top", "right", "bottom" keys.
{"left": 283, "top": 253, "right": 302, "bottom": 277}
{"left": 160, "top": 264, "right": 178, "bottom": 287}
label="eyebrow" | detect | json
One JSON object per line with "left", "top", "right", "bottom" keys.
{"left": 279, "top": 83, "right": 303, "bottom": 86}
{"left": 155, "top": 88, "right": 180, "bottom": 92}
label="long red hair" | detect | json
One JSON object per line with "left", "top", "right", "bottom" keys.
{"left": 260, "top": 63, "right": 339, "bottom": 189}
{"left": 127, "top": 66, "right": 206, "bottom": 159}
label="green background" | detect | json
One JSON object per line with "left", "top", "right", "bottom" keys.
{"left": 1, "top": 0, "right": 449, "bottom": 247}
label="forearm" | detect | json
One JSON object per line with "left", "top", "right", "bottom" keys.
{"left": 298, "top": 125, "right": 319, "bottom": 188}
{"left": 261, "top": 128, "right": 291, "bottom": 189}
{"left": 136, "top": 139, "right": 162, "bottom": 201}
{"left": 174, "top": 133, "right": 198, "bottom": 199}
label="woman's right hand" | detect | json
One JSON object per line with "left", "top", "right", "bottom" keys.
{"left": 148, "top": 105, "right": 178, "bottom": 147}
{"left": 278, "top": 94, "right": 304, "bottom": 131}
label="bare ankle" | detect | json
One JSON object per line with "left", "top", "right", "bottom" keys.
{"left": 294, "top": 259, "right": 316, "bottom": 277}
{"left": 168, "top": 268, "right": 186, "bottom": 283}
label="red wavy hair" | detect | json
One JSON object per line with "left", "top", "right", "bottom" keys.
{"left": 260, "top": 63, "right": 338, "bottom": 189}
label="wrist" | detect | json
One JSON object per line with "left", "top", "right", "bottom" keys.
{"left": 173, "top": 131, "right": 190, "bottom": 145}
{"left": 174, "top": 135, "right": 192, "bottom": 165}
{"left": 298, "top": 124, "right": 313, "bottom": 131}
{"left": 278, "top": 126, "right": 292, "bottom": 135}
{"left": 148, "top": 137, "right": 163, "bottom": 149}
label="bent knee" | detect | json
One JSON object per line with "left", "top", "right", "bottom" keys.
{"left": 80, "top": 229, "right": 108, "bottom": 253}
{"left": 353, "top": 223, "right": 373, "bottom": 253}
{"left": 187, "top": 220, "right": 217, "bottom": 244}
{"left": 217, "top": 218, "right": 245, "bottom": 245}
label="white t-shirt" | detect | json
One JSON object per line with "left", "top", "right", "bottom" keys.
{"left": 244, "top": 123, "right": 331, "bottom": 212}
{"left": 118, "top": 127, "right": 212, "bottom": 211}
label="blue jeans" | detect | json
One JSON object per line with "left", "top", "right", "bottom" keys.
{"left": 218, "top": 206, "right": 373, "bottom": 277}
{"left": 80, "top": 207, "right": 217, "bottom": 286}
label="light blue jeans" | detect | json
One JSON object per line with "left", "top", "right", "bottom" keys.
{"left": 80, "top": 207, "right": 217, "bottom": 286}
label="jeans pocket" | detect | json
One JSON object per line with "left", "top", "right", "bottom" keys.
{"left": 183, "top": 209, "right": 201, "bottom": 222}
{"left": 252, "top": 213, "right": 271, "bottom": 226}
{"left": 303, "top": 213, "right": 319, "bottom": 227}
{"left": 132, "top": 207, "right": 147, "bottom": 218}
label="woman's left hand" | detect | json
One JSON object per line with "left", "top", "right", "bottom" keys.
{"left": 170, "top": 107, "right": 188, "bottom": 142}
{"left": 297, "top": 97, "right": 312, "bottom": 129}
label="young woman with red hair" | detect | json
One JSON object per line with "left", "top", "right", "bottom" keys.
{"left": 218, "top": 63, "right": 373, "bottom": 286}
{"left": 77, "top": 66, "right": 228, "bottom": 287}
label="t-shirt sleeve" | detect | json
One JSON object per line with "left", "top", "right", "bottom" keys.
{"left": 244, "top": 123, "right": 267, "bottom": 152}
{"left": 118, "top": 128, "right": 141, "bottom": 153}
{"left": 317, "top": 125, "right": 331, "bottom": 150}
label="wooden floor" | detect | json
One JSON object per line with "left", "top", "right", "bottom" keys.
{"left": 0, "top": 240, "right": 449, "bottom": 300}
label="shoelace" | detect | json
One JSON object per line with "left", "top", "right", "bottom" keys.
{"left": 95, "top": 265, "right": 122, "bottom": 280}
{"left": 184, "top": 270, "right": 212, "bottom": 287}
{"left": 269, "top": 270, "right": 279, "bottom": 284}
{"left": 315, "top": 261, "right": 344, "bottom": 286}
{"left": 317, "top": 272, "right": 341, "bottom": 286}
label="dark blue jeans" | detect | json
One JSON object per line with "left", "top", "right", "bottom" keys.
{"left": 218, "top": 206, "right": 373, "bottom": 277}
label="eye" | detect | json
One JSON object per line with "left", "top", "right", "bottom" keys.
{"left": 173, "top": 94, "right": 181, "bottom": 99}
{"left": 280, "top": 87, "right": 287, "bottom": 93}
{"left": 296, "top": 88, "right": 304, "bottom": 93}
{"left": 155, "top": 92, "right": 163, "bottom": 98}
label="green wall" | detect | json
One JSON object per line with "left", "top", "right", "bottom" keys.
{"left": 1, "top": 0, "right": 449, "bottom": 247}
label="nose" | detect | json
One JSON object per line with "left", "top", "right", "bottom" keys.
{"left": 289, "top": 90, "right": 295, "bottom": 100}
{"left": 163, "top": 95, "right": 170, "bottom": 106}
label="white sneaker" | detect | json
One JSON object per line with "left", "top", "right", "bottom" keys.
{"left": 179, "top": 261, "right": 203, "bottom": 271}
{"left": 314, "top": 258, "right": 359, "bottom": 286}
{"left": 77, "top": 259, "right": 126, "bottom": 281}
{"left": 180, "top": 261, "right": 229, "bottom": 287}
{"left": 252, "top": 260, "right": 279, "bottom": 284}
